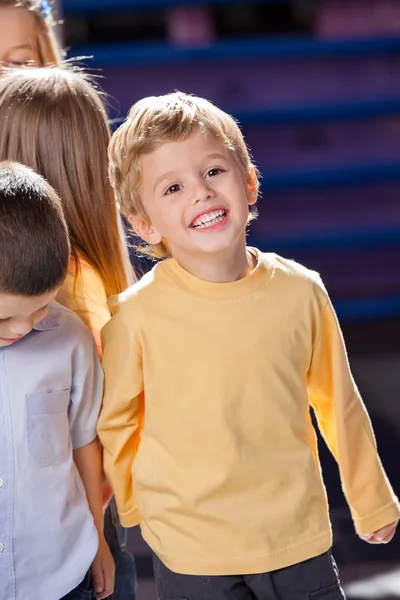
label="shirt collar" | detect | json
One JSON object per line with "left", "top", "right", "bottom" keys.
{"left": 33, "top": 314, "right": 60, "bottom": 331}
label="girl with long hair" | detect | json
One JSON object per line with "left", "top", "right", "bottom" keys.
{"left": 0, "top": 65, "right": 137, "bottom": 600}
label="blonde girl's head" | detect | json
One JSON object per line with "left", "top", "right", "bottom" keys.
{"left": 0, "top": 0, "right": 62, "bottom": 67}
{"left": 0, "top": 66, "right": 132, "bottom": 297}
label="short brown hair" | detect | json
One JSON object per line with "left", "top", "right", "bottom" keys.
{"left": 0, "top": 161, "right": 70, "bottom": 295}
{"left": 0, "top": 0, "right": 62, "bottom": 65}
{"left": 108, "top": 91, "right": 259, "bottom": 258}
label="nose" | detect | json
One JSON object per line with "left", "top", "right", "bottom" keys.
{"left": 9, "top": 317, "right": 34, "bottom": 337}
{"left": 191, "top": 178, "right": 215, "bottom": 205}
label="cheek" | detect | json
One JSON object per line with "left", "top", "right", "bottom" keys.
{"left": 0, "top": 323, "right": 9, "bottom": 336}
{"left": 151, "top": 206, "right": 178, "bottom": 233}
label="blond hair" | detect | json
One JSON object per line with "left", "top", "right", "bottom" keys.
{"left": 0, "top": 66, "right": 133, "bottom": 297}
{"left": 108, "top": 91, "right": 259, "bottom": 259}
{"left": 0, "top": 0, "right": 62, "bottom": 65}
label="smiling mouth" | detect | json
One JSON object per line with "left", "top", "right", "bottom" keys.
{"left": 190, "top": 209, "right": 227, "bottom": 229}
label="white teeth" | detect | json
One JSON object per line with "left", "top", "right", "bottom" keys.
{"left": 191, "top": 209, "right": 226, "bottom": 228}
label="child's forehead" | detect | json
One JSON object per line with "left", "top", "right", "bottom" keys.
{"left": 0, "top": 6, "right": 38, "bottom": 60}
{"left": 141, "top": 130, "right": 229, "bottom": 171}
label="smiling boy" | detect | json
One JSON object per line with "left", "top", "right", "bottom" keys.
{"left": 98, "top": 93, "right": 399, "bottom": 600}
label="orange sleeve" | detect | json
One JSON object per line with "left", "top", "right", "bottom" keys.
{"left": 56, "top": 261, "right": 111, "bottom": 358}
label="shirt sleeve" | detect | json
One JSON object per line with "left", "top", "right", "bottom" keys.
{"left": 56, "top": 267, "right": 111, "bottom": 358}
{"left": 69, "top": 336, "right": 104, "bottom": 449}
{"left": 307, "top": 290, "right": 400, "bottom": 535}
{"left": 97, "top": 303, "right": 144, "bottom": 527}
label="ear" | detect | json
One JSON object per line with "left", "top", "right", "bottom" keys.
{"left": 128, "top": 214, "right": 162, "bottom": 245}
{"left": 246, "top": 167, "right": 258, "bottom": 206}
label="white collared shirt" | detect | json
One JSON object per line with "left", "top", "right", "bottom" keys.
{"left": 0, "top": 302, "right": 103, "bottom": 600}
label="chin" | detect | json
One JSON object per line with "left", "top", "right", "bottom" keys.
{"left": 197, "top": 244, "right": 233, "bottom": 255}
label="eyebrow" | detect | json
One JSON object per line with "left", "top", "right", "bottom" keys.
{"left": 154, "top": 171, "right": 177, "bottom": 192}
{"left": 206, "top": 152, "right": 228, "bottom": 161}
{"left": 9, "top": 43, "right": 33, "bottom": 51}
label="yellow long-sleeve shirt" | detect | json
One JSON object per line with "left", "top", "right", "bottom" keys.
{"left": 98, "top": 249, "right": 400, "bottom": 576}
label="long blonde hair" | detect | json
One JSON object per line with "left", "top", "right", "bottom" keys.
{"left": 0, "top": 66, "right": 132, "bottom": 297}
{"left": 0, "top": 0, "right": 62, "bottom": 65}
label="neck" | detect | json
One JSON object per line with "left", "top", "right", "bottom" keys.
{"left": 172, "top": 242, "right": 253, "bottom": 283}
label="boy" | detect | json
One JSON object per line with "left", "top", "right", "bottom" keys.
{"left": 0, "top": 162, "right": 114, "bottom": 600}
{"left": 98, "top": 93, "right": 399, "bottom": 600}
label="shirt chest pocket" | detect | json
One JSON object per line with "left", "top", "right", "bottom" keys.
{"left": 26, "top": 390, "right": 71, "bottom": 467}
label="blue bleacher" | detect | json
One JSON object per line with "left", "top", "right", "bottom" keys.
{"left": 69, "top": 35, "right": 400, "bottom": 65}
{"left": 64, "top": 0, "right": 287, "bottom": 14}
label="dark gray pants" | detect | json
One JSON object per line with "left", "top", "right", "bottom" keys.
{"left": 153, "top": 551, "right": 346, "bottom": 600}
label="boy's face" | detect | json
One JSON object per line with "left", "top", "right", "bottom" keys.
{"left": 131, "top": 129, "right": 257, "bottom": 263}
{"left": 0, "top": 7, "right": 39, "bottom": 67}
{"left": 0, "top": 289, "right": 57, "bottom": 347}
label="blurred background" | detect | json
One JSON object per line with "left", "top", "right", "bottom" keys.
{"left": 59, "top": 1, "right": 400, "bottom": 598}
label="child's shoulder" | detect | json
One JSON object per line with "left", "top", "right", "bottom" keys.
{"left": 45, "top": 301, "right": 98, "bottom": 349}
{"left": 107, "top": 260, "right": 168, "bottom": 314}
{"left": 260, "top": 251, "right": 327, "bottom": 299}
{"left": 269, "top": 253, "right": 321, "bottom": 281}
{"left": 7, "top": 302, "right": 99, "bottom": 387}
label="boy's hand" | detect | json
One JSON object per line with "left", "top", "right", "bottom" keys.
{"left": 360, "top": 520, "right": 398, "bottom": 544}
{"left": 91, "top": 535, "right": 115, "bottom": 599}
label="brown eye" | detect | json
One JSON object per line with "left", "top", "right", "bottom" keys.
{"left": 166, "top": 184, "right": 182, "bottom": 195}
{"left": 206, "top": 168, "right": 223, "bottom": 178}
